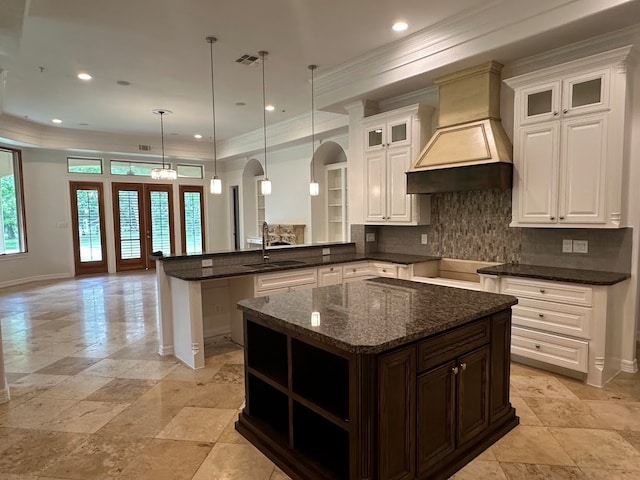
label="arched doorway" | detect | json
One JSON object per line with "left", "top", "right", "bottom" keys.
{"left": 310, "top": 141, "right": 348, "bottom": 243}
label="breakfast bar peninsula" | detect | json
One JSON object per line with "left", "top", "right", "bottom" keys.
{"left": 236, "top": 277, "right": 519, "bottom": 480}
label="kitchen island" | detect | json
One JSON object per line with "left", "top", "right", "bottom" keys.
{"left": 236, "top": 278, "right": 519, "bottom": 480}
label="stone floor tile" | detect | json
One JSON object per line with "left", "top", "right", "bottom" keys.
{"left": 35, "top": 356, "right": 100, "bottom": 376}
{"left": 217, "top": 416, "right": 249, "bottom": 445}
{"left": 510, "top": 396, "right": 543, "bottom": 426}
{"left": 580, "top": 468, "right": 640, "bottom": 479}
{"left": 85, "top": 378, "right": 157, "bottom": 403}
{"left": 0, "top": 397, "right": 77, "bottom": 429}
{"left": 37, "top": 375, "right": 113, "bottom": 400}
{"left": 492, "top": 426, "right": 575, "bottom": 465}
{"left": 156, "top": 406, "right": 236, "bottom": 442}
{"left": 549, "top": 427, "right": 640, "bottom": 470}
{"left": 585, "top": 401, "right": 640, "bottom": 431}
{"left": 77, "top": 358, "right": 142, "bottom": 377}
{"left": 450, "top": 460, "right": 507, "bottom": 479}
{"left": 209, "top": 363, "right": 244, "bottom": 384}
{"left": 115, "top": 359, "right": 178, "bottom": 380}
{"left": 618, "top": 430, "right": 640, "bottom": 452}
{"left": 42, "top": 400, "right": 130, "bottom": 434}
{"left": 191, "top": 442, "right": 274, "bottom": 480}
{"left": 499, "top": 463, "right": 587, "bottom": 479}
{"left": 97, "top": 401, "right": 182, "bottom": 438}
{"left": 135, "top": 379, "right": 203, "bottom": 407}
{"left": 522, "top": 397, "right": 607, "bottom": 428}
{"left": 269, "top": 467, "right": 292, "bottom": 480}
{"left": 510, "top": 375, "right": 580, "bottom": 400}
{"left": 118, "top": 438, "right": 212, "bottom": 480}
{"left": 186, "top": 382, "right": 245, "bottom": 409}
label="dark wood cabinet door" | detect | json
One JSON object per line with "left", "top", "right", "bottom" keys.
{"left": 417, "top": 360, "right": 456, "bottom": 475}
{"left": 378, "top": 346, "right": 416, "bottom": 480}
{"left": 490, "top": 311, "right": 512, "bottom": 421}
{"left": 457, "top": 345, "right": 490, "bottom": 446}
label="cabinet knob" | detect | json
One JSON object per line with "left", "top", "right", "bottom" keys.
{"left": 560, "top": 216, "right": 565, "bottom": 220}
{"left": 535, "top": 344, "right": 541, "bottom": 349}
{"left": 330, "top": 267, "right": 334, "bottom": 271}
{"left": 382, "top": 269, "right": 387, "bottom": 273}
{"left": 553, "top": 111, "right": 559, "bottom": 116}
{"left": 563, "top": 109, "right": 568, "bottom": 114}
{"left": 538, "top": 313, "right": 544, "bottom": 318}
{"left": 460, "top": 363, "right": 467, "bottom": 372}
{"left": 550, "top": 216, "right": 555, "bottom": 220}
{"left": 539, "top": 288, "right": 546, "bottom": 293}
{"left": 452, "top": 366, "right": 459, "bottom": 375}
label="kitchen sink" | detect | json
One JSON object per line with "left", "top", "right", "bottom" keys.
{"left": 243, "top": 260, "right": 307, "bottom": 270}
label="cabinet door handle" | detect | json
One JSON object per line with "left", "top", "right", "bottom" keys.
{"left": 452, "top": 366, "right": 459, "bottom": 375}
{"left": 539, "top": 288, "right": 546, "bottom": 293}
{"left": 460, "top": 363, "right": 467, "bottom": 372}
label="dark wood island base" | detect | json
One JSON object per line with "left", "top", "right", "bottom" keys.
{"left": 235, "top": 278, "right": 519, "bottom": 480}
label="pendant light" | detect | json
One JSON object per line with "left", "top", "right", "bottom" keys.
{"left": 207, "top": 36, "right": 222, "bottom": 195}
{"left": 308, "top": 64, "right": 319, "bottom": 196}
{"left": 259, "top": 50, "right": 271, "bottom": 196}
{"left": 150, "top": 109, "right": 177, "bottom": 180}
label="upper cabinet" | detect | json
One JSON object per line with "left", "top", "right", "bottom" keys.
{"left": 361, "top": 104, "right": 431, "bottom": 225}
{"left": 505, "top": 46, "right": 632, "bottom": 228}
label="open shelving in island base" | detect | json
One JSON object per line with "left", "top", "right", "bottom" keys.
{"left": 235, "top": 308, "right": 519, "bottom": 480}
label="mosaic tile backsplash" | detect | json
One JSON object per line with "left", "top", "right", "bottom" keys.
{"left": 360, "top": 188, "right": 632, "bottom": 273}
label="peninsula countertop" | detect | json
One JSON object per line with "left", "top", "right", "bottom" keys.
{"left": 237, "top": 277, "right": 517, "bottom": 354}
{"left": 477, "top": 263, "right": 630, "bottom": 285}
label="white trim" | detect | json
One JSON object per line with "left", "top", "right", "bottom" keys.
{"left": 621, "top": 358, "right": 638, "bottom": 374}
{"left": 158, "top": 345, "right": 174, "bottom": 357}
{"left": 0, "top": 380, "right": 9, "bottom": 404}
{"left": 0, "top": 273, "right": 72, "bottom": 290}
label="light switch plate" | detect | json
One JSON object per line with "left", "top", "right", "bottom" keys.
{"left": 562, "top": 239, "right": 573, "bottom": 253}
{"left": 202, "top": 259, "right": 213, "bottom": 267}
{"left": 573, "top": 240, "right": 589, "bottom": 254}
{"left": 366, "top": 232, "right": 376, "bottom": 242}
{"left": 322, "top": 248, "right": 331, "bottom": 256}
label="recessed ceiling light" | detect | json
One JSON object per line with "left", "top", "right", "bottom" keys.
{"left": 194, "top": 134, "right": 202, "bottom": 139}
{"left": 117, "top": 80, "right": 131, "bottom": 86}
{"left": 235, "top": 102, "right": 246, "bottom": 107}
{"left": 77, "top": 72, "right": 92, "bottom": 81}
{"left": 392, "top": 21, "right": 408, "bottom": 32}
{"left": 265, "top": 105, "right": 275, "bottom": 112}
{"left": 52, "top": 118, "right": 62, "bottom": 124}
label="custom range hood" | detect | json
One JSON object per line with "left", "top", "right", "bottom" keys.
{"left": 407, "top": 61, "right": 513, "bottom": 194}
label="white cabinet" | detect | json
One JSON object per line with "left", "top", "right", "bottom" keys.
{"left": 481, "top": 274, "right": 627, "bottom": 387}
{"left": 318, "top": 265, "right": 343, "bottom": 286}
{"left": 326, "top": 164, "right": 348, "bottom": 242}
{"left": 506, "top": 47, "right": 631, "bottom": 228}
{"left": 362, "top": 104, "right": 431, "bottom": 225}
{"left": 254, "top": 268, "right": 318, "bottom": 296}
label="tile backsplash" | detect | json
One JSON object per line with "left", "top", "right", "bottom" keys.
{"left": 354, "top": 188, "right": 632, "bottom": 273}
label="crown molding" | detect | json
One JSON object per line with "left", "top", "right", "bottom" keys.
{"left": 314, "top": 0, "right": 636, "bottom": 111}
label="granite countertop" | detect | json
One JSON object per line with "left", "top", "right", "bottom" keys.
{"left": 237, "top": 277, "right": 517, "bottom": 354}
{"left": 165, "top": 252, "right": 441, "bottom": 281}
{"left": 477, "top": 263, "right": 630, "bottom": 286}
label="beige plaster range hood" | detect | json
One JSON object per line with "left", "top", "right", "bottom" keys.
{"left": 407, "top": 61, "right": 513, "bottom": 194}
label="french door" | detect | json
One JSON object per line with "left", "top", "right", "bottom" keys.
{"left": 112, "top": 183, "right": 174, "bottom": 271}
{"left": 70, "top": 181, "right": 108, "bottom": 275}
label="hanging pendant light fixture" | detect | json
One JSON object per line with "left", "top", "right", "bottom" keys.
{"left": 259, "top": 50, "right": 271, "bottom": 196}
{"left": 308, "top": 64, "right": 319, "bottom": 196}
{"left": 150, "top": 109, "right": 177, "bottom": 180}
{"left": 206, "top": 36, "right": 222, "bottom": 195}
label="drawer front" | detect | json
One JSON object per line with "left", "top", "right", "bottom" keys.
{"left": 512, "top": 298, "right": 592, "bottom": 339}
{"left": 418, "top": 318, "right": 490, "bottom": 373}
{"left": 255, "top": 268, "right": 318, "bottom": 293}
{"left": 343, "top": 262, "right": 373, "bottom": 279}
{"left": 318, "top": 265, "right": 343, "bottom": 287}
{"left": 511, "top": 326, "right": 588, "bottom": 373}
{"left": 370, "top": 262, "right": 398, "bottom": 278}
{"left": 502, "top": 277, "right": 592, "bottom": 307}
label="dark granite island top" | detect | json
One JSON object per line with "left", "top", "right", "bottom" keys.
{"left": 236, "top": 278, "right": 519, "bottom": 480}
{"left": 237, "top": 277, "right": 517, "bottom": 354}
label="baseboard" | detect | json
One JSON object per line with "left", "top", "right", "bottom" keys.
{"left": 0, "top": 378, "right": 10, "bottom": 404}
{"left": 158, "top": 345, "right": 174, "bottom": 356}
{"left": 0, "top": 273, "right": 72, "bottom": 289}
{"left": 204, "top": 327, "right": 231, "bottom": 339}
{"left": 621, "top": 358, "right": 638, "bottom": 374}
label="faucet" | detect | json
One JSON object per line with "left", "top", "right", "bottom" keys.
{"left": 262, "top": 221, "right": 270, "bottom": 262}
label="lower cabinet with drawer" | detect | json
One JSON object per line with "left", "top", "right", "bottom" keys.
{"left": 485, "top": 275, "right": 628, "bottom": 387}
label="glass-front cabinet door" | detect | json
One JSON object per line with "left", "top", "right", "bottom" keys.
{"left": 562, "top": 69, "right": 609, "bottom": 117}
{"left": 364, "top": 116, "right": 411, "bottom": 150}
{"left": 519, "top": 81, "right": 561, "bottom": 125}
{"left": 365, "top": 123, "right": 386, "bottom": 150}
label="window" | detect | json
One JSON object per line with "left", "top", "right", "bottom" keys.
{"left": 68, "top": 157, "right": 103, "bottom": 174}
{"left": 110, "top": 160, "right": 167, "bottom": 176}
{"left": 0, "top": 147, "right": 27, "bottom": 254}
{"left": 180, "top": 185, "right": 205, "bottom": 254}
{"left": 177, "top": 164, "right": 204, "bottom": 179}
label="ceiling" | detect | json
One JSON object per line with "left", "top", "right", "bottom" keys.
{"left": 1, "top": 0, "right": 639, "bottom": 147}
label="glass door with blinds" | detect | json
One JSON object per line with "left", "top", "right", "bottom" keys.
{"left": 112, "top": 183, "right": 174, "bottom": 271}
{"left": 70, "top": 181, "right": 108, "bottom": 275}
{"left": 179, "top": 185, "right": 205, "bottom": 254}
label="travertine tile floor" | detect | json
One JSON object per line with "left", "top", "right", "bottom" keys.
{"left": 0, "top": 271, "right": 639, "bottom": 479}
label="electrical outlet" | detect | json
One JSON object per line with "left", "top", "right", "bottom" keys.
{"left": 573, "top": 240, "right": 589, "bottom": 254}
{"left": 366, "top": 232, "right": 376, "bottom": 242}
{"left": 322, "top": 247, "right": 331, "bottom": 256}
{"left": 421, "top": 234, "right": 428, "bottom": 245}
{"left": 562, "top": 239, "right": 573, "bottom": 253}
{"left": 202, "top": 259, "right": 213, "bottom": 267}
